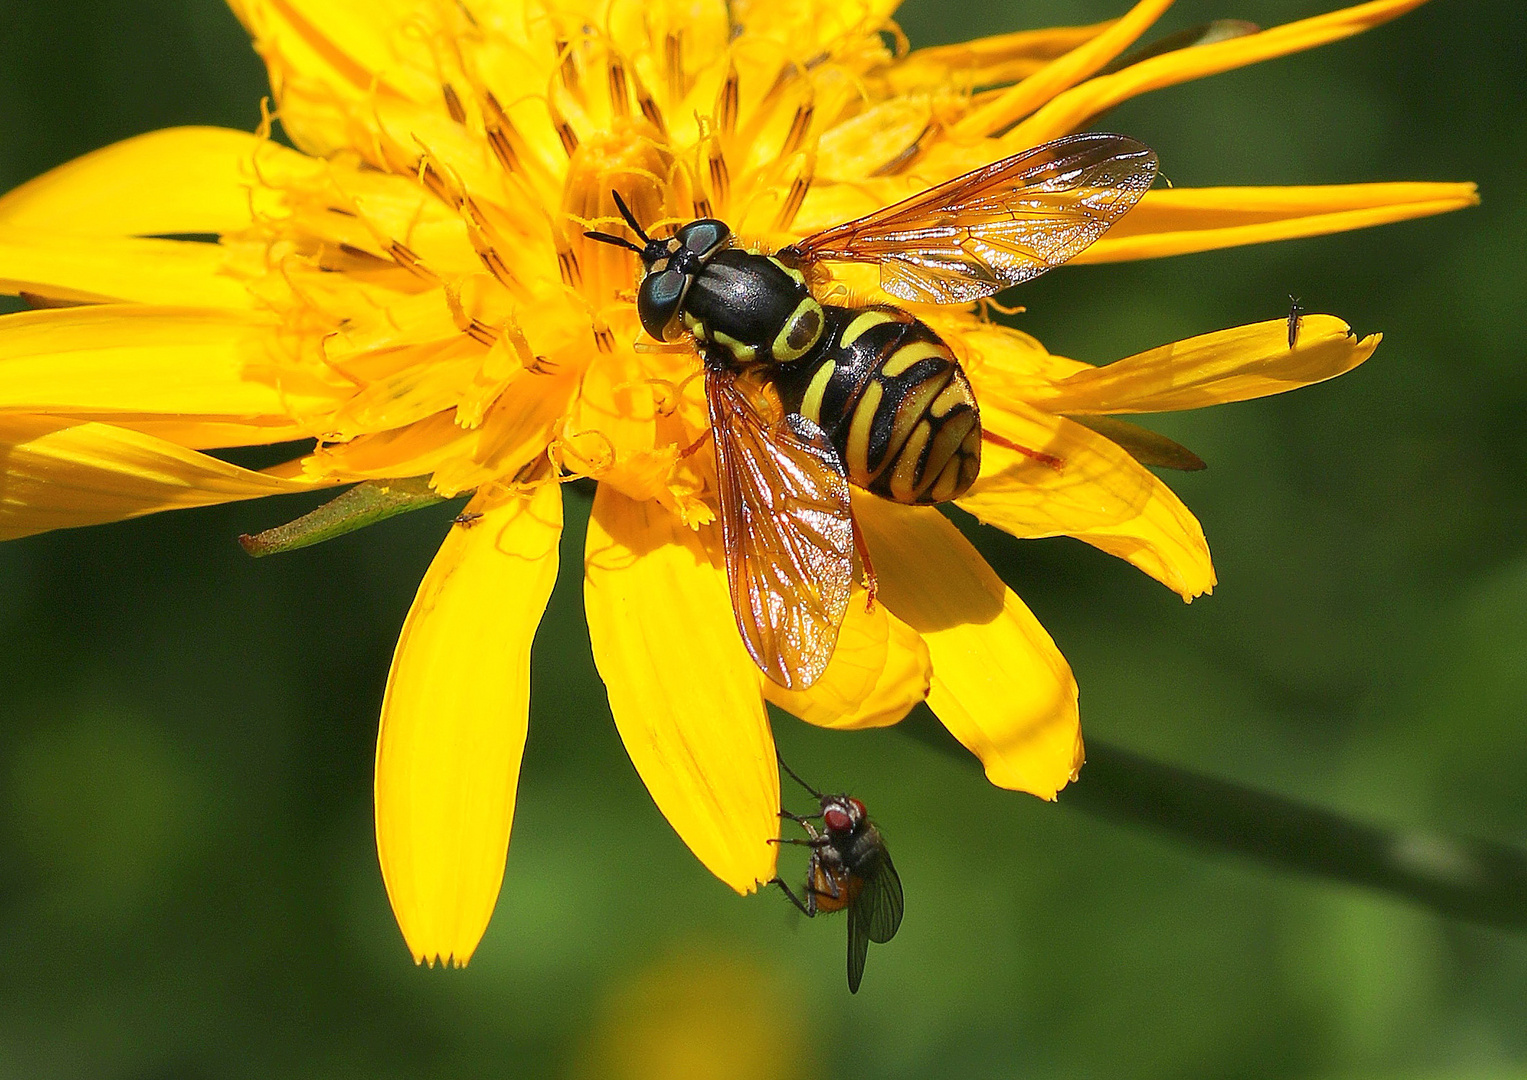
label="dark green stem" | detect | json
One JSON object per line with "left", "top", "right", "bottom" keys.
{"left": 901, "top": 718, "right": 1527, "bottom": 932}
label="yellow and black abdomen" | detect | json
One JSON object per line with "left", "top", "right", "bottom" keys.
{"left": 775, "top": 306, "right": 982, "bottom": 505}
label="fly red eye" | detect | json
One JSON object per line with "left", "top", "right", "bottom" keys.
{"left": 847, "top": 798, "right": 866, "bottom": 819}
{"left": 823, "top": 807, "right": 852, "bottom": 832}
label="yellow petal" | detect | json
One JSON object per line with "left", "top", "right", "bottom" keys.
{"left": 884, "top": 20, "right": 1113, "bottom": 95}
{"left": 958, "top": 398, "right": 1214, "bottom": 600}
{"left": 1005, "top": 0, "right": 1433, "bottom": 146}
{"left": 375, "top": 482, "right": 562, "bottom": 966}
{"left": 0, "top": 228, "right": 255, "bottom": 308}
{"left": 89, "top": 418, "right": 313, "bottom": 451}
{"left": 583, "top": 486, "right": 778, "bottom": 893}
{"left": 1076, "top": 183, "right": 1480, "bottom": 263}
{"left": 0, "top": 127, "right": 309, "bottom": 236}
{"left": 0, "top": 415, "right": 330, "bottom": 540}
{"left": 952, "top": 0, "right": 1174, "bottom": 140}
{"left": 0, "top": 306, "right": 337, "bottom": 422}
{"left": 854, "top": 498, "right": 1081, "bottom": 799}
{"left": 729, "top": 0, "right": 899, "bottom": 55}
{"left": 229, "top": 0, "right": 434, "bottom": 97}
{"left": 765, "top": 593, "right": 932, "bottom": 730}
{"left": 1035, "top": 315, "right": 1379, "bottom": 414}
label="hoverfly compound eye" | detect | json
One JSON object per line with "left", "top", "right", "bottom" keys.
{"left": 677, "top": 219, "right": 731, "bottom": 259}
{"left": 637, "top": 267, "right": 691, "bottom": 342}
{"left": 847, "top": 798, "right": 866, "bottom": 820}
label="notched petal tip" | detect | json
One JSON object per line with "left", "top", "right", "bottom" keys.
{"left": 415, "top": 950, "right": 472, "bottom": 969}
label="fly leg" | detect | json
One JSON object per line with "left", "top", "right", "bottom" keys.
{"left": 771, "top": 877, "right": 817, "bottom": 918}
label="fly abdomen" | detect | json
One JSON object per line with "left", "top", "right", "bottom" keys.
{"left": 775, "top": 305, "right": 982, "bottom": 505}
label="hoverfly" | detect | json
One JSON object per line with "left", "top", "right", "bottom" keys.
{"left": 770, "top": 758, "right": 903, "bottom": 994}
{"left": 586, "top": 133, "right": 1158, "bottom": 689}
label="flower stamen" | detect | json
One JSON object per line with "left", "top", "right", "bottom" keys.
{"left": 716, "top": 61, "right": 739, "bottom": 136}
{"left": 442, "top": 83, "right": 467, "bottom": 124}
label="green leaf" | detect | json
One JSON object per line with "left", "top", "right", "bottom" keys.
{"left": 238, "top": 476, "right": 448, "bottom": 557}
{"left": 1068, "top": 414, "right": 1207, "bottom": 471}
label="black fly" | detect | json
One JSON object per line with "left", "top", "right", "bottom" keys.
{"left": 770, "top": 757, "right": 904, "bottom": 993}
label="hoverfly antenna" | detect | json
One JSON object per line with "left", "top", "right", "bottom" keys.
{"left": 776, "top": 752, "right": 824, "bottom": 800}
{"left": 583, "top": 229, "right": 645, "bottom": 254}
{"left": 610, "top": 190, "right": 651, "bottom": 244}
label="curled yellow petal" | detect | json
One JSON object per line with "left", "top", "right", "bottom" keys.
{"left": 952, "top": 0, "right": 1174, "bottom": 140}
{"left": 0, "top": 306, "right": 338, "bottom": 422}
{"left": 0, "top": 127, "right": 307, "bottom": 236}
{"left": 855, "top": 498, "right": 1081, "bottom": 799}
{"left": 375, "top": 481, "right": 563, "bottom": 967}
{"left": 765, "top": 594, "right": 931, "bottom": 730}
{"left": 0, "top": 415, "right": 330, "bottom": 540}
{"left": 884, "top": 20, "right": 1113, "bottom": 96}
{"left": 1006, "top": 0, "right": 1432, "bottom": 147}
{"left": 1076, "top": 183, "right": 1480, "bottom": 263}
{"left": 1036, "top": 315, "right": 1379, "bottom": 414}
{"left": 0, "top": 228, "right": 255, "bottom": 308}
{"left": 958, "top": 399, "right": 1214, "bottom": 600}
{"left": 583, "top": 486, "right": 778, "bottom": 894}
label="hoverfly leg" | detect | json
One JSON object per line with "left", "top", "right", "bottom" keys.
{"left": 770, "top": 876, "right": 817, "bottom": 918}
{"left": 983, "top": 430, "right": 1064, "bottom": 471}
{"left": 678, "top": 427, "right": 713, "bottom": 460}
{"left": 772, "top": 836, "right": 830, "bottom": 847}
{"left": 851, "top": 515, "right": 878, "bottom": 611}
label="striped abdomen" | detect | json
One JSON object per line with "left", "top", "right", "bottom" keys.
{"left": 773, "top": 305, "right": 982, "bottom": 505}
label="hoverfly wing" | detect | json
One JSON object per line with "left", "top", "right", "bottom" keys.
{"left": 707, "top": 367, "right": 856, "bottom": 690}
{"left": 791, "top": 133, "right": 1158, "bottom": 305}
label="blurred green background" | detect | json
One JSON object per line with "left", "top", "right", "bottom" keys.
{"left": 1, "top": 1, "right": 1523, "bottom": 1077}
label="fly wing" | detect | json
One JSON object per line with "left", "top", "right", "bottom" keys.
{"left": 847, "top": 897, "right": 871, "bottom": 994}
{"left": 708, "top": 367, "right": 856, "bottom": 690}
{"left": 845, "top": 851, "right": 903, "bottom": 993}
{"left": 859, "top": 851, "right": 905, "bottom": 944}
{"left": 791, "top": 133, "right": 1157, "bottom": 305}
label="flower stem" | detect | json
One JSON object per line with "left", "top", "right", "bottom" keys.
{"left": 900, "top": 717, "right": 1527, "bottom": 931}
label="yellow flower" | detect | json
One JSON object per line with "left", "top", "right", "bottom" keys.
{"left": 0, "top": 0, "right": 1475, "bottom": 965}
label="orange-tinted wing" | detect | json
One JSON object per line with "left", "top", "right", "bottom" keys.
{"left": 790, "top": 133, "right": 1157, "bottom": 304}
{"left": 708, "top": 367, "right": 855, "bottom": 690}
